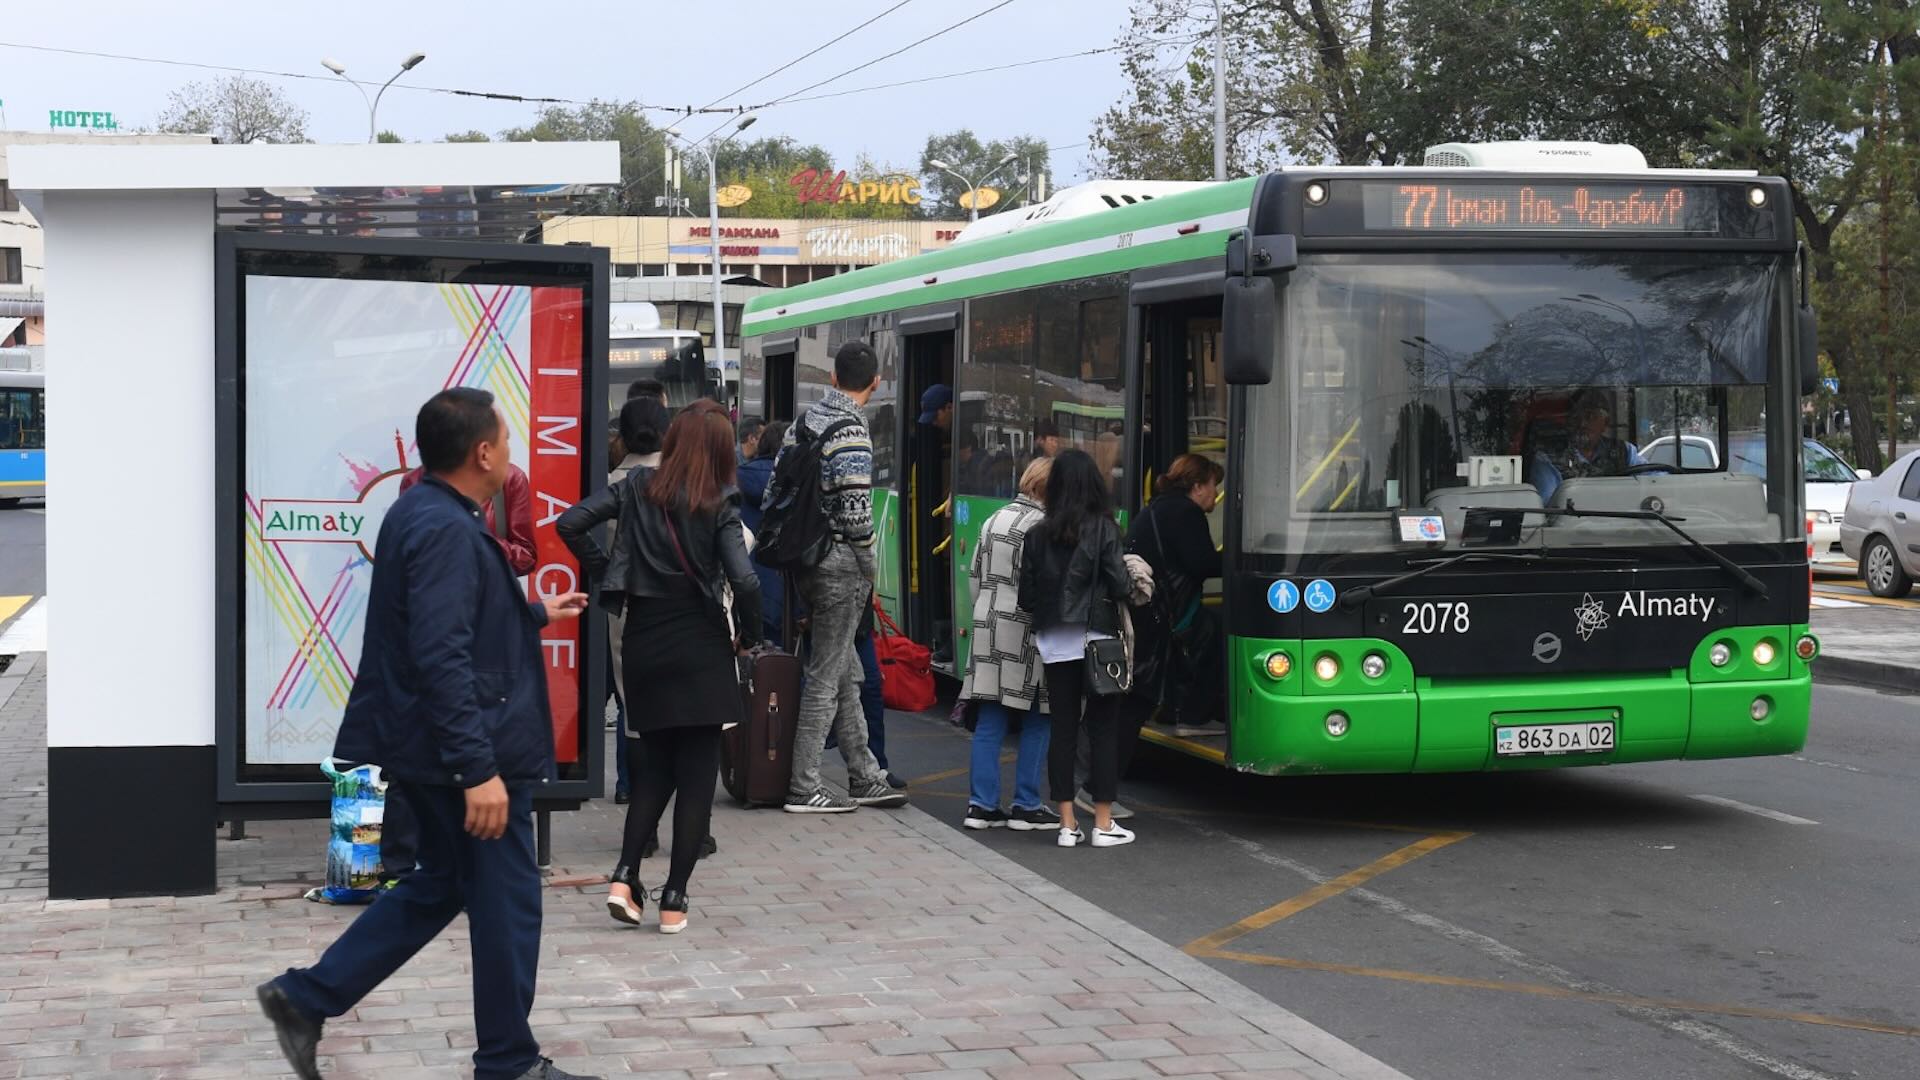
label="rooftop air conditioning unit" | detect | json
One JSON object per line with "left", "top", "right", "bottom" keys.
{"left": 1421, "top": 141, "right": 1650, "bottom": 172}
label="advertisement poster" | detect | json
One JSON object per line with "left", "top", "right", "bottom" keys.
{"left": 241, "top": 275, "right": 586, "bottom": 774}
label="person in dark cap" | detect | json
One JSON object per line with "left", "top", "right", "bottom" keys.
{"left": 918, "top": 383, "right": 954, "bottom": 432}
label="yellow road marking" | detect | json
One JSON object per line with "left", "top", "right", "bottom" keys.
{"left": 1137, "top": 726, "right": 1228, "bottom": 764}
{"left": 0, "top": 596, "right": 28, "bottom": 626}
{"left": 1201, "top": 951, "right": 1920, "bottom": 1038}
{"left": 1183, "top": 831, "right": 1471, "bottom": 955}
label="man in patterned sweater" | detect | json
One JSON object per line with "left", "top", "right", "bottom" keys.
{"left": 782, "top": 341, "right": 909, "bottom": 813}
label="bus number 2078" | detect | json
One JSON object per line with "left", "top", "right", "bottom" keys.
{"left": 1402, "top": 601, "right": 1471, "bottom": 634}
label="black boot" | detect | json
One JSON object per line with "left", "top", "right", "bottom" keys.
{"left": 658, "top": 888, "right": 690, "bottom": 935}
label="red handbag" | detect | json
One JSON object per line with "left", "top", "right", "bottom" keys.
{"left": 871, "top": 599, "right": 938, "bottom": 713}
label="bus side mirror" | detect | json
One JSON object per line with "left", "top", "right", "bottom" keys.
{"left": 1223, "top": 274, "right": 1276, "bottom": 385}
{"left": 1797, "top": 304, "right": 1819, "bottom": 397}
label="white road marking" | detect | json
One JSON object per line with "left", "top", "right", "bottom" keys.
{"left": 24, "top": 508, "right": 43, "bottom": 516}
{"left": 1688, "top": 794, "right": 1819, "bottom": 825}
{"left": 0, "top": 597, "right": 46, "bottom": 654}
{"left": 1186, "top": 821, "right": 1846, "bottom": 1080}
{"left": 1789, "top": 755, "right": 1865, "bottom": 775}
{"left": 1810, "top": 596, "right": 1863, "bottom": 608}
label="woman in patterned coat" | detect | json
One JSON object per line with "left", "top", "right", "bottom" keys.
{"left": 958, "top": 457, "right": 1058, "bottom": 832}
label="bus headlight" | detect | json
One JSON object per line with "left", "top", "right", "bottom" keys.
{"left": 1795, "top": 634, "right": 1819, "bottom": 661}
{"left": 1750, "top": 696, "right": 1772, "bottom": 721}
{"left": 1313, "top": 654, "right": 1341, "bottom": 681}
{"left": 1747, "top": 185, "right": 1768, "bottom": 207}
{"left": 1752, "top": 640, "right": 1777, "bottom": 666}
{"left": 1264, "top": 652, "right": 1293, "bottom": 680}
{"left": 1709, "top": 642, "right": 1732, "bottom": 667}
{"left": 1325, "top": 711, "right": 1350, "bottom": 737}
{"left": 1305, "top": 181, "right": 1329, "bottom": 206}
{"left": 1361, "top": 652, "right": 1388, "bottom": 679}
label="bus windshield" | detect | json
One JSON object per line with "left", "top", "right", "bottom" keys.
{"left": 1244, "top": 252, "right": 1791, "bottom": 555}
{"left": 608, "top": 335, "right": 707, "bottom": 412}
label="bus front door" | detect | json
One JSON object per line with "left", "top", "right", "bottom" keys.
{"left": 899, "top": 329, "right": 957, "bottom": 674}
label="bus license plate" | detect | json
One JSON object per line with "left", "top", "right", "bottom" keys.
{"left": 1495, "top": 722, "right": 1615, "bottom": 756}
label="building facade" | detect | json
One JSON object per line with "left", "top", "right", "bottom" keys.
{"left": 542, "top": 214, "right": 970, "bottom": 288}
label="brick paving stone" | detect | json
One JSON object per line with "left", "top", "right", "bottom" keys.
{"left": 0, "top": 653, "right": 1414, "bottom": 1080}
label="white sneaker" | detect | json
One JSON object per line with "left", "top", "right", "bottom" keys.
{"left": 1057, "top": 826, "right": 1085, "bottom": 848}
{"left": 1091, "top": 822, "right": 1135, "bottom": 848}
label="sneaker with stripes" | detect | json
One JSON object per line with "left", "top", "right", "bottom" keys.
{"left": 784, "top": 788, "right": 856, "bottom": 814}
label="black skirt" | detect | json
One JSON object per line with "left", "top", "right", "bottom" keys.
{"left": 621, "top": 590, "right": 743, "bottom": 734}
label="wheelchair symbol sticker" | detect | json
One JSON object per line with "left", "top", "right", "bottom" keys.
{"left": 1267, "top": 580, "right": 1300, "bottom": 613}
{"left": 1304, "top": 579, "right": 1337, "bottom": 613}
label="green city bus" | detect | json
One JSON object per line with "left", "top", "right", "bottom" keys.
{"left": 740, "top": 149, "right": 1820, "bottom": 775}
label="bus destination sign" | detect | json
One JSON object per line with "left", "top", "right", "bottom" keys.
{"left": 1359, "top": 181, "right": 1722, "bottom": 235}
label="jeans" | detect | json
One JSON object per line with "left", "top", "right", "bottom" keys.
{"left": 969, "top": 701, "right": 1049, "bottom": 811}
{"left": 790, "top": 544, "right": 888, "bottom": 798}
{"left": 277, "top": 782, "right": 542, "bottom": 1080}
{"left": 855, "top": 630, "right": 888, "bottom": 771}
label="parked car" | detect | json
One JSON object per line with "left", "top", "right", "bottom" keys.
{"left": 1839, "top": 448, "right": 1920, "bottom": 597}
{"left": 1640, "top": 433, "right": 1865, "bottom": 564}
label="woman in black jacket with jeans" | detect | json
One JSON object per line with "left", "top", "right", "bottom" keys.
{"left": 1018, "top": 449, "right": 1135, "bottom": 849}
{"left": 558, "top": 400, "right": 762, "bottom": 933}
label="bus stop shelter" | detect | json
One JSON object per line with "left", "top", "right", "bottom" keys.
{"left": 10, "top": 141, "right": 619, "bottom": 899}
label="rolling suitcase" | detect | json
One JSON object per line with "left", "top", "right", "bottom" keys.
{"left": 723, "top": 646, "right": 801, "bottom": 807}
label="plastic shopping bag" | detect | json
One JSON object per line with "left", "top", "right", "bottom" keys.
{"left": 310, "top": 760, "right": 386, "bottom": 905}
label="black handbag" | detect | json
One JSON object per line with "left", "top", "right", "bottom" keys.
{"left": 1084, "top": 599, "right": 1133, "bottom": 697}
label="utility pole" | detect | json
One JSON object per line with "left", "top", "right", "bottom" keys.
{"left": 1212, "top": 0, "right": 1227, "bottom": 181}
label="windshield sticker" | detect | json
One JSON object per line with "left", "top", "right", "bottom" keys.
{"left": 1304, "top": 579, "right": 1337, "bottom": 613}
{"left": 1398, "top": 514, "right": 1446, "bottom": 543}
{"left": 1267, "top": 580, "right": 1300, "bottom": 613}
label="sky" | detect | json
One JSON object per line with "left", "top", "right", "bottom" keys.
{"left": 0, "top": 0, "right": 1138, "bottom": 184}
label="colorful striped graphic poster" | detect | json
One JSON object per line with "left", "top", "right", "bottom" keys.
{"left": 242, "top": 276, "right": 585, "bottom": 768}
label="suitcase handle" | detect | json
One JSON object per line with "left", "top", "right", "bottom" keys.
{"left": 766, "top": 692, "right": 780, "bottom": 761}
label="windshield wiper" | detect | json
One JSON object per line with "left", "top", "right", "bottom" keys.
{"left": 1340, "top": 551, "right": 1637, "bottom": 609}
{"left": 1454, "top": 504, "right": 1771, "bottom": 599}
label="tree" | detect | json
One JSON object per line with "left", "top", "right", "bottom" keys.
{"left": 500, "top": 101, "right": 668, "bottom": 215}
{"left": 919, "top": 129, "right": 1054, "bottom": 218}
{"left": 156, "top": 75, "right": 309, "bottom": 145}
{"left": 375, "top": 130, "right": 403, "bottom": 144}
{"left": 442, "top": 130, "right": 491, "bottom": 143}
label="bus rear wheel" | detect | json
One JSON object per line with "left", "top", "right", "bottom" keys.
{"left": 1863, "top": 536, "right": 1913, "bottom": 598}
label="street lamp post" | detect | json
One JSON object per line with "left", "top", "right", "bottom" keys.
{"left": 928, "top": 153, "right": 1021, "bottom": 222}
{"left": 1211, "top": 0, "right": 1227, "bottom": 181}
{"left": 321, "top": 52, "right": 427, "bottom": 143}
{"left": 667, "top": 113, "right": 758, "bottom": 401}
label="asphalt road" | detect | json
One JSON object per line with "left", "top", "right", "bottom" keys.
{"left": 0, "top": 500, "right": 45, "bottom": 601}
{"left": 881, "top": 679, "right": 1920, "bottom": 1080}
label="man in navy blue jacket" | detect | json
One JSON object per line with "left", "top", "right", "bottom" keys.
{"left": 257, "top": 388, "right": 593, "bottom": 1080}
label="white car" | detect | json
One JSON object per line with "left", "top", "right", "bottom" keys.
{"left": 1639, "top": 433, "right": 1865, "bottom": 565}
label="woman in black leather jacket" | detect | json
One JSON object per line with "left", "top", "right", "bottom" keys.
{"left": 1017, "top": 449, "right": 1136, "bottom": 849}
{"left": 558, "top": 399, "right": 761, "bottom": 933}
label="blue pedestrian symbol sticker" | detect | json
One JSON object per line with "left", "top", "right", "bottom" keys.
{"left": 955, "top": 502, "right": 970, "bottom": 526}
{"left": 1304, "top": 579, "right": 1337, "bottom": 613}
{"left": 1267, "top": 580, "right": 1300, "bottom": 613}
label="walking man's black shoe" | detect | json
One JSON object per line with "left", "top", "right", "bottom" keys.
{"left": 515, "top": 1057, "right": 604, "bottom": 1079}
{"left": 256, "top": 981, "right": 323, "bottom": 1080}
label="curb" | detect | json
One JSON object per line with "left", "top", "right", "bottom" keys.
{"left": 1812, "top": 653, "right": 1920, "bottom": 694}
{"left": 892, "top": 804, "right": 1417, "bottom": 1080}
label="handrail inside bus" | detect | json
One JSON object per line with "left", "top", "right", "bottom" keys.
{"left": 1295, "top": 416, "right": 1360, "bottom": 500}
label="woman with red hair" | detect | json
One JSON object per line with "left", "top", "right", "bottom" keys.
{"left": 559, "top": 399, "right": 761, "bottom": 934}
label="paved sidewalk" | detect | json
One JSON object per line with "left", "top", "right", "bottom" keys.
{"left": 1809, "top": 604, "right": 1920, "bottom": 691}
{"left": 0, "top": 655, "right": 1413, "bottom": 1080}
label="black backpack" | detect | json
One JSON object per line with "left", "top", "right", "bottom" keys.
{"left": 755, "top": 416, "right": 858, "bottom": 572}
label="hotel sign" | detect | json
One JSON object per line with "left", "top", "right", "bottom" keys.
{"left": 50, "top": 109, "right": 119, "bottom": 130}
